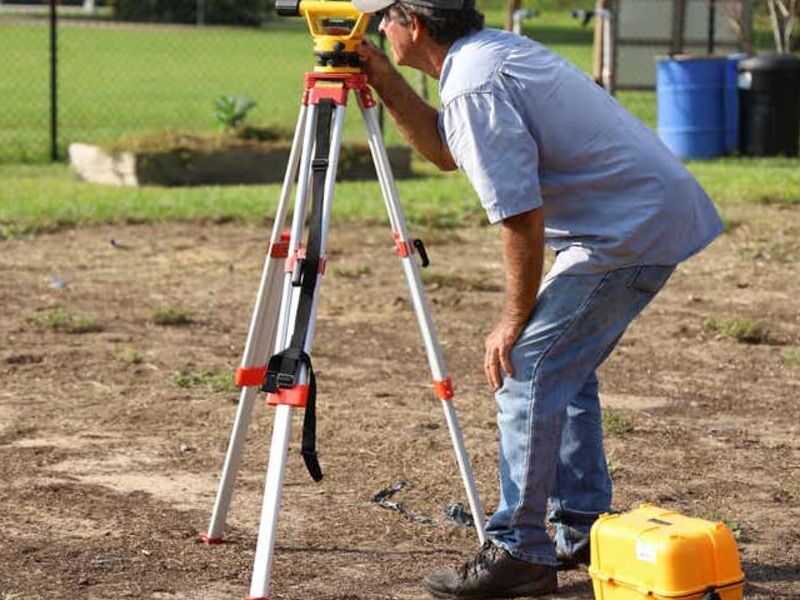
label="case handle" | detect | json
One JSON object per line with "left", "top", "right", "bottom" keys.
{"left": 701, "top": 588, "right": 722, "bottom": 600}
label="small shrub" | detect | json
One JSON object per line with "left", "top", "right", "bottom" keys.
{"left": 602, "top": 410, "right": 634, "bottom": 436}
{"left": 331, "top": 265, "right": 372, "bottom": 279}
{"left": 214, "top": 95, "right": 257, "bottom": 133}
{"left": 421, "top": 271, "right": 502, "bottom": 292}
{"left": 67, "top": 316, "right": 105, "bottom": 334}
{"left": 26, "top": 308, "right": 103, "bottom": 334}
{"left": 606, "top": 452, "right": 619, "bottom": 478}
{"left": 703, "top": 318, "right": 768, "bottom": 344}
{"left": 782, "top": 348, "right": 800, "bottom": 366}
{"left": 113, "top": 347, "right": 144, "bottom": 365}
{"left": 723, "top": 519, "right": 744, "bottom": 541}
{"left": 152, "top": 307, "right": 194, "bottom": 326}
{"left": 783, "top": 477, "right": 800, "bottom": 502}
{"left": 173, "top": 370, "right": 236, "bottom": 393}
{"left": 720, "top": 215, "right": 743, "bottom": 234}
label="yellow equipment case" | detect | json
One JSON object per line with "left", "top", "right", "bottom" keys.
{"left": 588, "top": 504, "right": 745, "bottom": 600}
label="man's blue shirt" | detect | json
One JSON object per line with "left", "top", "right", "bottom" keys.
{"left": 437, "top": 28, "right": 724, "bottom": 276}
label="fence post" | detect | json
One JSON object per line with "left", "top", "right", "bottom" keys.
{"left": 49, "top": 0, "right": 58, "bottom": 161}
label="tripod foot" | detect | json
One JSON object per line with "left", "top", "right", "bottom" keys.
{"left": 199, "top": 531, "right": 224, "bottom": 545}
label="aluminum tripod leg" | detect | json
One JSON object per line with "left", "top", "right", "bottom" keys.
{"left": 201, "top": 104, "right": 309, "bottom": 544}
{"left": 360, "top": 103, "right": 487, "bottom": 544}
{"left": 247, "top": 100, "right": 346, "bottom": 600}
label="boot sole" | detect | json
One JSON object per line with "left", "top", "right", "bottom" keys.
{"left": 424, "top": 577, "right": 558, "bottom": 599}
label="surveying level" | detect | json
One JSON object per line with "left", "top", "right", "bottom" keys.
{"left": 199, "top": 3, "right": 487, "bottom": 597}
{"left": 275, "top": 0, "right": 371, "bottom": 72}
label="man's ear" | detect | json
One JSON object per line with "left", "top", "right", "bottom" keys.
{"left": 409, "top": 13, "right": 425, "bottom": 41}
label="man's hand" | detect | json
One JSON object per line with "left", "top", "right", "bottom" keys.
{"left": 357, "top": 38, "right": 397, "bottom": 92}
{"left": 484, "top": 318, "right": 526, "bottom": 391}
{"left": 484, "top": 208, "right": 545, "bottom": 391}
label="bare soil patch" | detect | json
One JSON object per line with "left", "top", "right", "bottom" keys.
{"left": 1, "top": 203, "right": 799, "bottom": 599}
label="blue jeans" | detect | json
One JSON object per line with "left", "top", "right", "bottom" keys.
{"left": 485, "top": 264, "right": 675, "bottom": 566}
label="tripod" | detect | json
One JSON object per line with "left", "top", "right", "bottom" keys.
{"left": 200, "top": 71, "right": 487, "bottom": 599}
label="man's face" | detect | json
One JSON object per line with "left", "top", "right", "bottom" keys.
{"left": 377, "top": 6, "right": 416, "bottom": 67}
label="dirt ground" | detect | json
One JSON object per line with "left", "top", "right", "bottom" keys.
{"left": 1, "top": 201, "right": 799, "bottom": 600}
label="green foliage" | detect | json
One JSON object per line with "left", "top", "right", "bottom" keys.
{"left": 112, "top": 347, "right": 144, "bottom": 365}
{"left": 783, "top": 348, "right": 800, "bottom": 366}
{"left": 724, "top": 519, "right": 744, "bottom": 541}
{"left": 602, "top": 410, "right": 635, "bottom": 436}
{"left": 25, "top": 307, "right": 104, "bottom": 334}
{"left": 606, "top": 451, "right": 619, "bottom": 478}
{"left": 114, "top": 0, "right": 268, "bottom": 26}
{"left": 152, "top": 306, "right": 194, "bottom": 326}
{"left": 331, "top": 265, "right": 372, "bottom": 279}
{"left": 421, "top": 271, "right": 502, "bottom": 292}
{"left": 173, "top": 370, "right": 236, "bottom": 393}
{"left": 214, "top": 95, "right": 257, "bottom": 133}
{"left": 703, "top": 318, "right": 769, "bottom": 345}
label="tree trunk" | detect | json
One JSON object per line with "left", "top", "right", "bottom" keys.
{"left": 505, "top": 0, "right": 521, "bottom": 31}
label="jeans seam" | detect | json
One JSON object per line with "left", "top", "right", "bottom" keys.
{"left": 507, "top": 271, "right": 613, "bottom": 534}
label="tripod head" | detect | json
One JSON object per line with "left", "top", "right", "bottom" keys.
{"left": 276, "top": 0, "right": 371, "bottom": 73}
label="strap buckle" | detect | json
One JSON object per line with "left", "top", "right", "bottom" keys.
{"left": 263, "top": 370, "right": 296, "bottom": 393}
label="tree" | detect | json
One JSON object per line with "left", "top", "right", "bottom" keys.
{"left": 766, "top": 0, "right": 798, "bottom": 53}
{"left": 505, "top": 0, "right": 521, "bottom": 31}
{"left": 719, "top": 0, "right": 754, "bottom": 54}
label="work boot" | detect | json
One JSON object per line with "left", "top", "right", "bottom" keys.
{"left": 423, "top": 541, "right": 558, "bottom": 599}
{"left": 555, "top": 543, "right": 590, "bottom": 571}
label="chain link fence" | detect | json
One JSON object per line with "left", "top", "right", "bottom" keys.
{"left": 0, "top": 1, "right": 324, "bottom": 163}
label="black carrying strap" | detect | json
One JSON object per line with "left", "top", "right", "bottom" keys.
{"left": 262, "top": 99, "right": 333, "bottom": 483}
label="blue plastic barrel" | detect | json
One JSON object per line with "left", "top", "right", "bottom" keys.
{"left": 724, "top": 54, "right": 747, "bottom": 153}
{"left": 657, "top": 57, "right": 726, "bottom": 159}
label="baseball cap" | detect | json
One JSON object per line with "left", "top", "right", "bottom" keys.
{"left": 352, "top": 0, "right": 471, "bottom": 14}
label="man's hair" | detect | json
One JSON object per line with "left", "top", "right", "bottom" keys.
{"left": 387, "top": 2, "right": 484, "bottom": 45}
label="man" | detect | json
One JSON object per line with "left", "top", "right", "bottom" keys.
{"left": 353, "top": 1, "right": 723, "bottom": 597}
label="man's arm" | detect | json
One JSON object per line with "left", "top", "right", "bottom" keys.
{"left": 484, "top": 208, "right": 545, "bottom": 390}
{"left": 357, "top": 41, "right": 457, "bottom": 171}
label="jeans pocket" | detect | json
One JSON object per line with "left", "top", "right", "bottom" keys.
{"left": 627, "top": 265, "right": 675, "bottom": 295}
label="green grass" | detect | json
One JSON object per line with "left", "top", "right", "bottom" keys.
{"left": 173, "top": 369, "right": 237, "bottom": 393}
{"left": 0, "top": 162, "right": 482, "bottom": 236}
{"left": 0, "top": 8, "right": 598, "bottom": 163}
{"left": 421, "top": 270, "right": 502, "bottom": 292}
{"left": 686, "top": 158, "right": 800, "bottom": 205}
{"left": 25, "top": 307, "right": 104, "bottom": 334}
{"left": 602, "top": 410, "right": 635, "bottom": 436}
{"left": 0, "top": 21, "right": 313, "bottom": 162}
{"left": 112, "top": 346, "right": 144, "bottom": 365}
{"left": 152, "top": 306, "right": 194, "bottom": 326}
{"left": 331, "top": 265, "right": 372, "bottom": 279}
{"left": 1, "top": 3, "right": 790, "bottom": 163}
{"left": 783, "top": 348, "right": 800, "bottom": 366}
{"left": 703, "top": 317, "right": 770, "bottom": 345}
{"left": 3, "top": 155, "right": 796, "bottom": 237}
{"left": 1, "top": 9, "right": 797, "bottom": 234}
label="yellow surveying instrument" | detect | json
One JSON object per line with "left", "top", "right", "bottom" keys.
{"left": 199, "top": 2, "right": 486, "bottom": 598}
{"left": 276, "top": 0, "right": 370, "bottom": 72}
